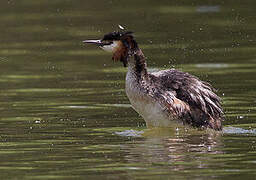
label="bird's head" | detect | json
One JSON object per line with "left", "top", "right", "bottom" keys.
{"left": 83, "top": 31, "right": 137, "bottom": 67}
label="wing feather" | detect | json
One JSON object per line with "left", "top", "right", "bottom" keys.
{"left": 150, "top": 69, "right": 224, "bottom": 120}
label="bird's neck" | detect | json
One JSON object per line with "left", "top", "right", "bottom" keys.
{"left": 127, "top": 48, "right": 148, "bottom": 79}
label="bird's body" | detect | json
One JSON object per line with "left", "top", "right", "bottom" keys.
{"left": 84, "top": 31, "right": 224, "bottom": 130}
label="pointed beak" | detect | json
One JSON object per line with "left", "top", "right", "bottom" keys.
{"left": 83, "top": 40, "right": 103, "bottom": 46}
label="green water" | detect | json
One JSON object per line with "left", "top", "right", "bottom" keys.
{"left": 0, "top": 0, "right": 256, "bottom": 179}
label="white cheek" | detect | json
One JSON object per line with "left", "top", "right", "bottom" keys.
{"left": 100, "top": 41, "right": 119, "bottom": 52}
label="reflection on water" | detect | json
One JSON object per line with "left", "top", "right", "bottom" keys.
{"left": 0, "top": 0, "right": 256, "bottom": 179}
{"left": 115, "top": 127, "right": 256, "bottom": 179}
{"left": 124, "top": 129, "right": 223, "bottom": 168}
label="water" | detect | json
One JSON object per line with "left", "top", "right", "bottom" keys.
{"left": 0, "top": 0, "right": 256, "bottom": 179}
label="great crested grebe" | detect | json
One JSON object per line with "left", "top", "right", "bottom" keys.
{"left": 83, "top": 31, "right": 224, "bottom": 130}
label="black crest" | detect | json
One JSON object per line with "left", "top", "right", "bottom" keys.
{"left": 102, "top": 31, "right": 134, "bottom": 41}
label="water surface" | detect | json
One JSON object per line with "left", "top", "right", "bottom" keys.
{"left": 0, "top": 0, "right": 256, "bottom": 179}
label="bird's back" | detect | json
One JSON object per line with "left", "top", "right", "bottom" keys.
{"left": 149, "top": 69, "right": 223, "bottom": 130}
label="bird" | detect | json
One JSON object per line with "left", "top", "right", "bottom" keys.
{"left": 83, "top": 31, "right": 224, "bottom": 131}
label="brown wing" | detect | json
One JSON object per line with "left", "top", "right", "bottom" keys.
{"left": 149, "top": 69, "right": 224, "bottom": 130}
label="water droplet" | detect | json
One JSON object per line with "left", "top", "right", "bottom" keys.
{"left": 35, "top": 120, "right": 41, "bottom": 124}
{"left": 118, "top": 25, "right": 125, "bottom": 30}
{"left": 208, "top": 146, "right": 212, "bottom": 151}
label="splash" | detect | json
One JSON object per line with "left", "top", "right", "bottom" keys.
{"left": 223, "top": 127, "right": 256, "bottom": 135}
{"left": 115, "top": 129, "right": 144, "bottom": 137}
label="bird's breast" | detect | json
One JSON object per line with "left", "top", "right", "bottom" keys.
{"left": 125, "top": 71, "right": 179, "bottom": 127}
